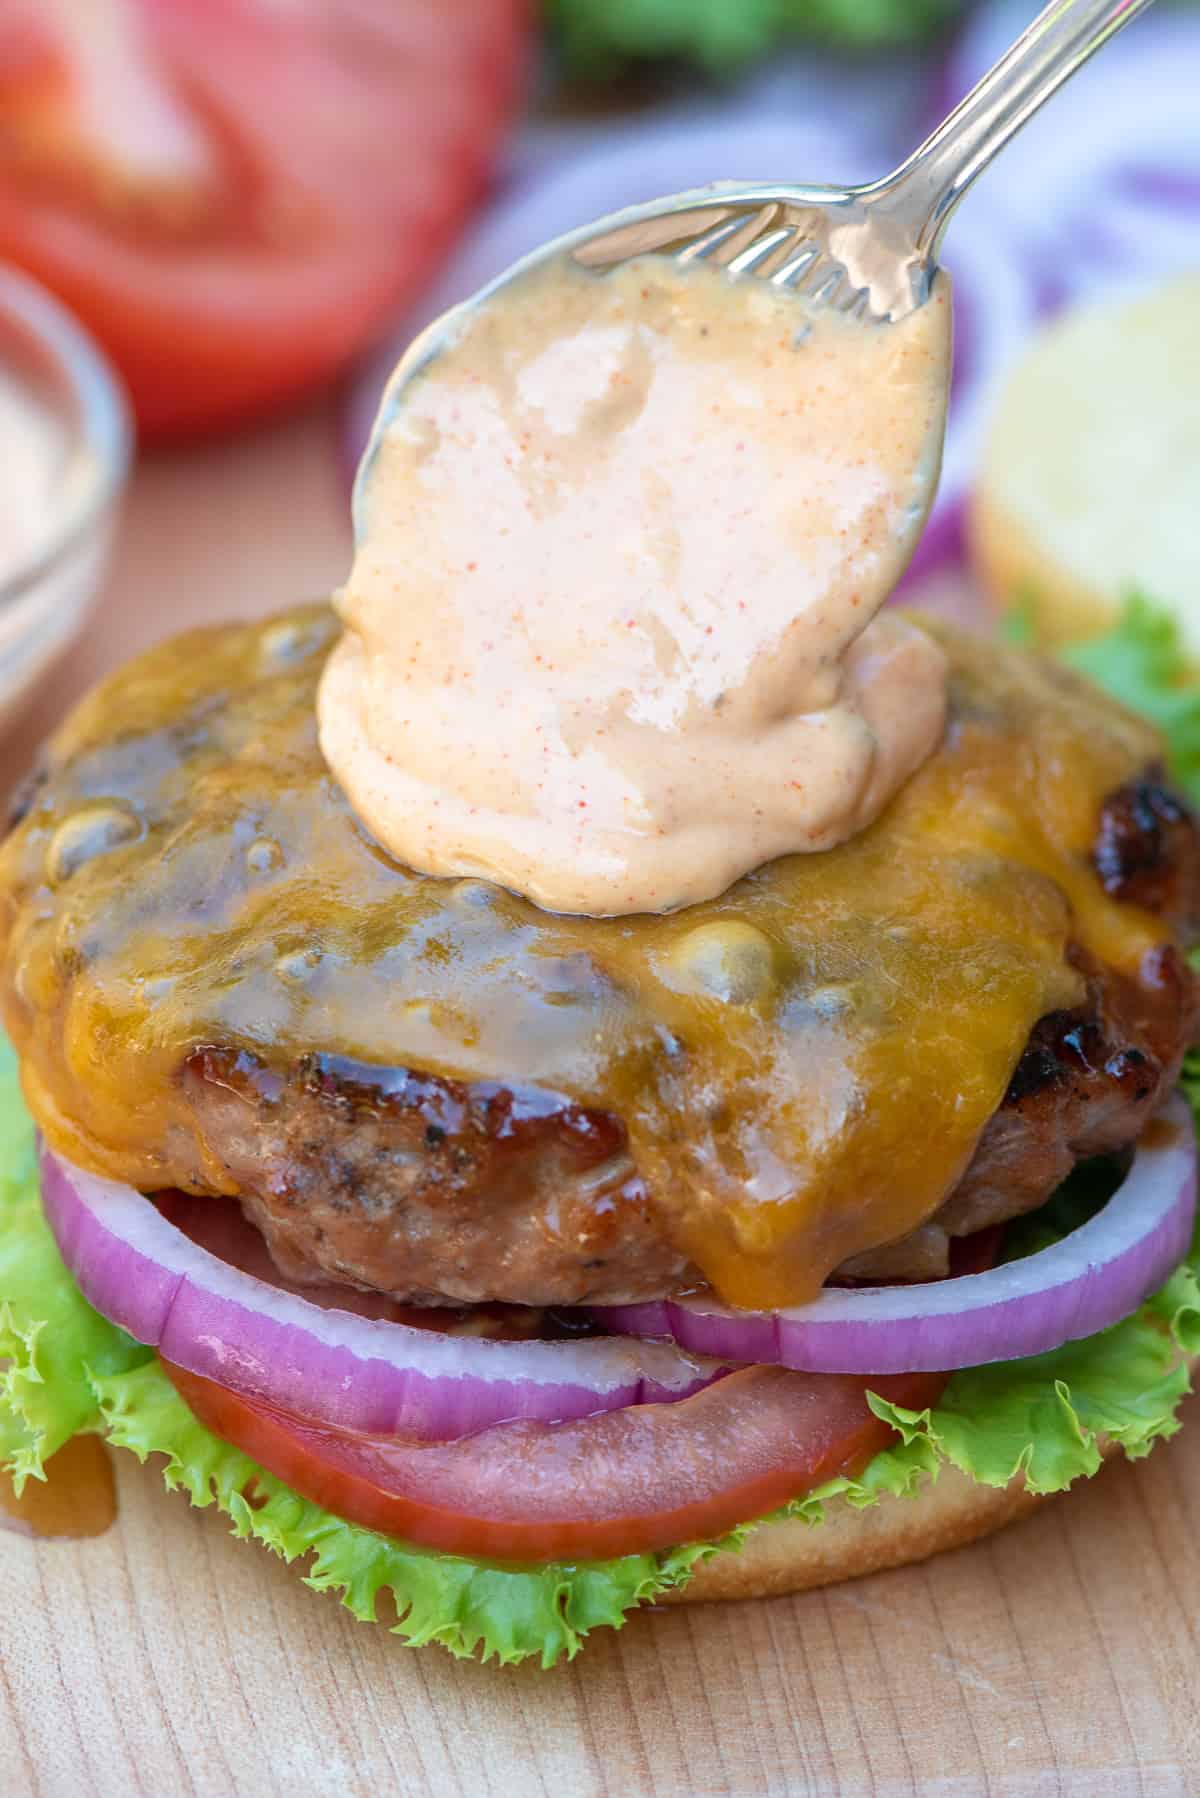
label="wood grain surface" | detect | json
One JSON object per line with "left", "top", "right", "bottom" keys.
{"left": 2, "top": 412, "right": 1197, "bottom": 1798}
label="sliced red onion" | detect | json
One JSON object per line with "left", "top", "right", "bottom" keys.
{"left": 38, "top": 1147, "right": 725, "bottom": 1438}
{"left": 595, "top": 1099, "right": 1196, "bottom": 1374}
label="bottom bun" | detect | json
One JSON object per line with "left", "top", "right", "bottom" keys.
{"left": 670, "top": 1445, "right": 1132, "bottom": 1606}
{"left": 672, "top": 1354, "right": 1197, "bottom": 1605}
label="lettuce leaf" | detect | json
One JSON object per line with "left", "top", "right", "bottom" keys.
{"left": 4, "top": 592, "right": 1200, "bottom": 1662}
{"left": 0, "top": 1035, "right": 152, "bottom": 1483}
{"left": 795, "top": 1213, "right": 1200, "bottom": 1520}
{"left": 1060, "top": 592, "right": 1200, "bottom": 804}
{"left": 547, "top": 0, "right": 960, "bottom": 76}
{"left": 96, "top": 1358, "right": 720, "bottom": 1668}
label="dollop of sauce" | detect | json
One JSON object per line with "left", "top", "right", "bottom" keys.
{"left": 0, "top": 609, "right": 1172, "bottom": 1308}
{"left": 320, "top": 255, "right": 952, "bottom": 915}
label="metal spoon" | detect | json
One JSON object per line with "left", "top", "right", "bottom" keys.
{"left": 407, "top": 0, "right": 1154, "bottom": 345}
{"left": 355, "top": 0, "right": 1153, "bottom": 557}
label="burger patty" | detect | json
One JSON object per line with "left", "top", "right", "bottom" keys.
{"left": 183, "top": 788, "right": 1200, "bottom": 1302}
{"left": 2, "top": 609, "right": 1197, "bottom": 1308}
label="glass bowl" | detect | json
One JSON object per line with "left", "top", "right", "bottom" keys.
{"left": 0, "top": 263, "right": 131, "bottom": 734}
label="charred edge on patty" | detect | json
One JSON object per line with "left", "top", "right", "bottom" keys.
{"left": 1093, "top": 774, "right": 1200, "bottom": 932}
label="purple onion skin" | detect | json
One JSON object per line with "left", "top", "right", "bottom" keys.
{"left": 37, "top": 1148, "right": 719, "bottom": 1440}
{"left": 46, "top": 1155, "right": 182, "bottom": 1347}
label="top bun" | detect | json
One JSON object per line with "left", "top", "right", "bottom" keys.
{"left": 969, "top": 275, "right": 1200, "bottom": 652}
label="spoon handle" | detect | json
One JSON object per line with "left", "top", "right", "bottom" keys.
{"left": 872, "top": 0, "right": 1155, "bottom": 261}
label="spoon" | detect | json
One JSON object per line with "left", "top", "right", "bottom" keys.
{"left": 371, "top": 0, "right": 1152, "bottom": 441}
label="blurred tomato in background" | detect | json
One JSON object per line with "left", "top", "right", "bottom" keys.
{"left": 0, "top": 0, "right": 528, "bottom": 440}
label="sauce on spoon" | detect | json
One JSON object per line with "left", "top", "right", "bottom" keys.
{"left": 321, "top": 254, "right": 952, "bottom": 916}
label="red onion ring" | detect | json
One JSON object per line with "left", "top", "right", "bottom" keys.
{"left": 38, "top": 1146, "right": 725, "bottom": 1438}
{"left": 594, "top": 1099, "right": 1196, "bottom": 1374}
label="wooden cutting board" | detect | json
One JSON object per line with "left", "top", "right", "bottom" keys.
{"left": 1, "top": 412, "right": 1197, "bottom": 1798}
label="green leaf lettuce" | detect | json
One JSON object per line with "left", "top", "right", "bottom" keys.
{"left": 546, "top": 0, "right": 962, "bottom": 75}
{"left": 1059, "top": 592, "right": 1200, "bottom": 806}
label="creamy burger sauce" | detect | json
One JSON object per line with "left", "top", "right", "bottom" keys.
{"left": 320, "top": 255, "right": 952, "bottom": 915}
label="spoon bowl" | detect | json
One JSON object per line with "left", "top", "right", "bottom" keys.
{"left": 397, "top": 0, "right": 1155, "bottom": 369}
{"left": 358, "top": 0, "right": 1153, "bottom": 549}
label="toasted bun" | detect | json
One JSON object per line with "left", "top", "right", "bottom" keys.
{"left": 669, "top": 1351, "right": 1196, "bottom": 1604}
{"left": 669, "top": 1462, "right": 1050, "bottom": 1604}
{"left": 969, "top": 274, "right": 1200, "bottom": 653}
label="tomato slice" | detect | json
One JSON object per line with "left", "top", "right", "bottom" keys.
{"left": 0, "top": 0, "right": 527, "bottom": 439}
{"left": 165, "top": 1360, "right": 947, "bottom": 1564}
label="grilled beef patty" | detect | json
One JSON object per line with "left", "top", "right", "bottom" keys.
{"left": 186, "top": 921, "right": 1197, "bottom": 1301}
{"left": 191, "top": 787, "right": 1200, "bottom": 1301}
{"left": 2, "top": 609, "right": 1196, "bottom": 1307}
